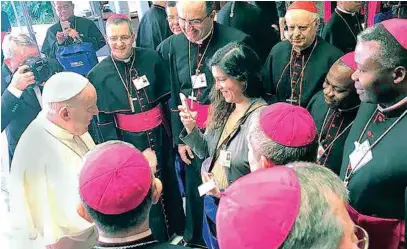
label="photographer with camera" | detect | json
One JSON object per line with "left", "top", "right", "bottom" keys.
{"left": 1, "top": 33, "right": 63, "bottom": 168}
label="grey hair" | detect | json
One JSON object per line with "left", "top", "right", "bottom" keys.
{"left": 106, "top": 16, "right": 134, "bottom": 35}
{"left": 280, "top": 162, "right": 349, "bottom": 249}
{"left": 2, "top": 33, "right": 37, "bottom": 59}
{"left": 247, "top": 111, "right": 317, "bottom": 165}
{"left": 357, "top": 23, "right": 407, "bottom": 69}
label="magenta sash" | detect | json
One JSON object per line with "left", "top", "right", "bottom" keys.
{"left": 347, "top": 204, "right": 405, "bottom": 249}
{"left": 115, "top": 105, "right": 163, "bottom": 132}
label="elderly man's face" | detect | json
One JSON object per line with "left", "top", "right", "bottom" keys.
{"left": 65, "top": 83, "right": 98, "bottom": 136}
{"left": 177, "top": 1, "right": 214, "bottom": 43}
{"left": 285, "top": 9, "right": 318, "bottom": 51}
{"left": 55, "top": 1, "right": 74, "bottom": 22}
{"left": 323, "top": 63, "right": 359, "bottom": 109}
{"left": 9, "top": 46, "right": 39, "bottom": 72}
{"left": 106, "top": 22, "right": 135, "bottom": 60}
{"left": 167, "top": 6, "right": 182, "bottom": 35}
{"left": 352, "top": 41, "right": 396, "bottom": 104}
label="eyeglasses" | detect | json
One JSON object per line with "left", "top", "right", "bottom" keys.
{"left": 178, "top": 13, "right": 211, "bottom": 26}
{"left": 108, "top": 35, "right": 132, "bottom": 43}
{"left": 56, "top": 4, "right": 72, "bottom": 12}
{"left": 287, "top": 19, "right": 317, "bottom": 33}
{"left": 354, "top": 225, "right": 369, "bottom": 249}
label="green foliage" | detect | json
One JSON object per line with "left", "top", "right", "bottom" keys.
{"left": 1, "top": 1, "right": 55, "bottom": 26}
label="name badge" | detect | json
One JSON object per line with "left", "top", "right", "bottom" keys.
{"left": 133, "top": 75, "right": 150, "bottom": 90}
{"left": 349, "top": 140, "right": 373, "bottom": 172}
{"left": 191, "top": 73, "right": 207, "bottom": 89}
{"left": 219, "top": 150, "right": 232, "bottom": 168}
{"left": 317, "top": 144, "right": 325, "bottom": 160}
{"left": 198, "top": 179, "right": 216, "bottom": 197}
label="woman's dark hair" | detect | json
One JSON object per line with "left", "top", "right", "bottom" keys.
{"left": 207, "top": 42, "right": 264, "bottom": 130}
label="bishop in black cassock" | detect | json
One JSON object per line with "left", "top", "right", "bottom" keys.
{"left": 339, "top": 19, "right": 407, "bottom": 249}
{"left": 157, "top": 1, "right": 253, "bottom": 247}
{"left": 88, "top": 14, "right": 184, "bottom": 243}
{"left": 307, "top": 52, "right": 360, "bottom": 175}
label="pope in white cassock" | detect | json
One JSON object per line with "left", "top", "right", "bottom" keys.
{"left": 9, "top": 72, "right": 99, "bottom": 249}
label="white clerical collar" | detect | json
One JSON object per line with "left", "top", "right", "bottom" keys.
{"left": 98, "top": 229, "right": 152, "bottom": 244}
{"left": 38, "top": 111, "right": 75, "bottom": 140}
{"left": 195, "top": 24, "right": 214, "bottom": 45}
{"left": 378, "top": 96, "right": 407, "bottom": 113}
{"left": 336, "top": 6, "right": 356, "bottom": 16}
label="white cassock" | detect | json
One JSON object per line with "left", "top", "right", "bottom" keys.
{"left": 9, "top": 111, "right": 97, "bottom": 249}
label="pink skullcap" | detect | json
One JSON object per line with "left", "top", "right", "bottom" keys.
{"left": 107, "top": 13, "right": 130, "bottom": 22}
{"left": 217, "top": 167, "right": 301, "bottom": 249}
{"left": 79, "top": 143, "right": 152, "bottom": 215}
{"left": 287, "top": 1, "right": 318, "bottom": 14}
{"left": 260, "top": 103, "right": 317, "bottom": 147}
{"left": 339, "top": 52, "right": 357, "bottom": 71}
{"left": 381, "top": 18, "right": 407, "bottom": 49}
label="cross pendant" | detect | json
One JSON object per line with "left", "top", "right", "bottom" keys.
{"left": 286, "top": 96, "right": 298, "bottom": 105}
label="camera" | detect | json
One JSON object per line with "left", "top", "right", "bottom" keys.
{"left": 23, "top": 56, "right": 55, "bottom": 86}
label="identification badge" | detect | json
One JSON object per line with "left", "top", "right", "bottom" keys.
{"left": 198, "top": 179, "right": 216, "bottom": 197}
{"left": 317, "top": 144, "right": 325, "bottom": 160}
{"left": 191, "top": 73, "right": 207, "bottom": 89}
{"left": 349, "top": 140, "right": 373, "bottom": 172}
{"left": 219, "top": 150, "right": 232, "bottom": 168}
{"left": 133, "top": 75, "right": 150, "bottom": 90}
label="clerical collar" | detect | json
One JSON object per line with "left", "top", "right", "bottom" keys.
{"left": 195, "top": 24, "right": 214, "bottom": 45}
{"left": 378, "top": 96, "right": 407, "bottom": 114}
{"left": 113, "top": 49, "right": 134, "bottom": 64}
{"left": 336, "top": 6, "right": 356, "bottom": 16}
{"left": 338, "top": 104, "right": 360, "bottom": 113}
{"left": 294, "top": 36, "right": 317, "bottom": 56}
{"left": 98, "top": 229, "right": 152, "bottom": 244}
{"left": 39, "top": 111, "right": 75, "bottom": 140}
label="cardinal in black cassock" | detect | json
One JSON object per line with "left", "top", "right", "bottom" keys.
{"left": 261, "top": 1, "right": 343, "bottom": 107}
{"left": 87, "top": 14, "right": 185, "bottom": 243}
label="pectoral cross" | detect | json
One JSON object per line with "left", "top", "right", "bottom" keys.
{"left": 286, "top": 96, "right": 298, "bottom": 105}
{"left": 286, "top": 89, "right": 298, "bottom": 105}
{"left": 189, "top": 90, "right": 197, "bottom": 108}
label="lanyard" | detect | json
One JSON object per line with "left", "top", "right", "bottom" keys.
{"left": 344, "top": 107, "right": 407, "bottom": 185}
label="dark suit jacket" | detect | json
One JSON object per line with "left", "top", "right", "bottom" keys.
{"left": 1, "top": 60, "right": 62, "bottom": 166}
